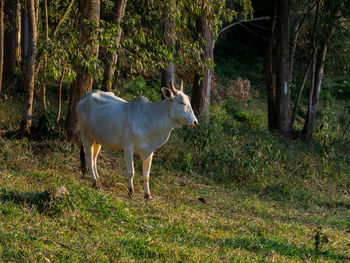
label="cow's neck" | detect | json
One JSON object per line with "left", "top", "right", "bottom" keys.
{"left": 134, "top": 99, "right": 176, "bottom": 159}
{"left": 146, "top": 99, "right": 175, "bottom": 134}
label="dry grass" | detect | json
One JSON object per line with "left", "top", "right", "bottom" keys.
{"left": 212, "top": 76, "right": 258, "bottom": 106}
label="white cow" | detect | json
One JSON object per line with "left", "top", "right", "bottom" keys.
{"left": 76, "top": 81, "right": 198, "bottom": 199}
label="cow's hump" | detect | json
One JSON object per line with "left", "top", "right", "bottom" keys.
{"left": 90, "top": 90, "right": 126, "bottom": 104}
{"left": 134, "top": 96, "right": 150, "bottom": 103}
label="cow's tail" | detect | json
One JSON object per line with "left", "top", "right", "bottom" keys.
{"left": 75, "top": 122, "right": 87, "bottom": 176}
{"left": 80, "top": 142, "right": 87, "bottom": 176}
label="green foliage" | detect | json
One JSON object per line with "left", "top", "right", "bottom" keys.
{"left": 37, "top": 110, "right": 59, "bottom": 139}
{"left": 178, "top": 98, "right": 266, "bottom": 183}
{"left": 331, "top": 78, "right": 350, "bottom": 100}
{"left": 120, "top": 76, "right": 161, "bottom": 102}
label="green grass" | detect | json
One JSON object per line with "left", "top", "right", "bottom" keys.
{"left": 0, "top": 92, "right": 349, "bottom": 262}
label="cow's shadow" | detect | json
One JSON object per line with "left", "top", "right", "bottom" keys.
{"left": 0, "top": 188, "right": 66, "bottom": 215}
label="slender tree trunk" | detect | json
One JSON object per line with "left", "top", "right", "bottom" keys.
{"left": 289, "top": 20, "right": 300, "bottom": 82}
{"left": 191, "top": 17, "right": 214, "bottom": 120}
{"left": 302, "top": 1, "right": 319, "bottom": 137}
{"left": 160, "top": 0, "right": 176, "bottom": 92}
{"left": 19, "top": 6, "right": 29, "bottom": 93}
{"left": 289, "top": 0, "right": 317, "bottom": 82}
{"left": 302, "top": 2, "right": 339, "bottom": 139}
{"left": 57, "top": 68, "right": 65, "bottom": 122}
{"left": 41, "top": 0, "right": 49, "bottom": 111}
{"left": 3, "top": 0, "right": 18, "bottom": 84}
{"left": 290, "top": 56, "right": 312, "bottom": 128}
{"left": 21, "top": 7, "right": 29, "bottom": 60}
{"left": 275, "top": 0, "right": 291, "bottom": 136}
{"left": 265, "top": 0, "right": 277, "bottom": 131}
{"left": 0, "top": 0, "right": 4, "bottom": 94}
{"left": 66, "top": 0, "right": 100, "bottom": 138}
{"left": 35, "top": 0, "right": 39, "bottom": 31}
{"left": 15, "top": 0, "right": 21, "bottom": 66}
{"left": 101, "top": 0, "right": 126, "bottom": 92}
{"left": 112, "top": 62, "right": 119, "bottom": 90}
{"left": 20, "top": 0, "right": 37, "bottom": 136}
{"left": 289, "top": 1, "right": 320, "bottom": 129}
{"left": 302, "top": 34, "right": 332, "bottom": 138}
{"left": 161, "top": 61, "right": 175, "bottom": 89}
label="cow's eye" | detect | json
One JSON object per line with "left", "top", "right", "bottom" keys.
{"left": 180, "top": 102, "right": 186, "bottom": 106}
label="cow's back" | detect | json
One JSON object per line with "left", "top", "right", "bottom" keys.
{"left": 76, "top": 90, "right": 129, "bottom": 149}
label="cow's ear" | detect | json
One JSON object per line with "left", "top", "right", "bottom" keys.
{"left": 161, "top": 87, "right": 174, "bottom": 100}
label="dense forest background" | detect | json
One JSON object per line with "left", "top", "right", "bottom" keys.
{"left": 1, "top": 0, "right": 251, "bottom": 136}
{"left": 0, "top": 0, "right": 350, "bottom": 261}
{"left": 1, "top": 0, "right": 350, "bottom": 139}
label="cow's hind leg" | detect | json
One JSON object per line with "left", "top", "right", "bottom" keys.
{"left": 124, "top": 147, "right": 135, "bottom": 195}
{"left": 92, "top": 143, "right": 101, "bottom": 180}
{"left": 82, "top": 137, "right": 100, "bottom": 188}
{"left": 142, "top": 153, "right": 153, "bottom": 200}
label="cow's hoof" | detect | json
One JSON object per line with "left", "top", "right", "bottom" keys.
{"left": 144, "top": 194, "right": 153, "bottom": 201}
{"left": 128, "top": 188, "right": 135, "bottom": 199}
{"left": 128, "top": 187, "right": 134, "bottom": 195}
{"left": 92, "top": 181, "right": 102, "bottom": 190}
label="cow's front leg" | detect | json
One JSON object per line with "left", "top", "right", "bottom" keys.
{"left": 124, "top": 147, "right": 135, "bottom": 195}
{"left": 92, "top": 143, "right": 101, "bottom": 179}
{"left": 142, "top": 153, "right": 153, "bottom": 200}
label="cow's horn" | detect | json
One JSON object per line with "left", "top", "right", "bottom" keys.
{"left": 170, "top": 81, "right": 178, "bottom": 94}
{"left": 180, "top": 80, "right": 183, "bottom": 91}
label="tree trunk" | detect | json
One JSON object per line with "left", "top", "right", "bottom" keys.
{"left": 290, "top": 1, "right": 320, "bottom": 130}
{"left": 16, "top": 1, "right": 21, "bottom": 66}
{"left": 265, "top": 0, "right": 292, "bottom": 136}
{"left": 290, "top": 56, "right": 312, "bottom": 128}
{"left": 275, "top": 0, "right": 291, "bottom": 136}
{"left": 21, "top": 7, "right": 29, "bottom": 60}
{"left": 160, "top": 0, "right": 176, "bottom": 92}
{"left": 289, "top": 20, "right": 300, "bottom": 83}
{"left": 41, "top": 0, "right": 49, "bottom": 111}
{"left": 302, "top": 34, "right": 332, "bottom": 138}
{"left": 265, "top": 0, "right": 277, "bottom": 131}
{"left": 66, "top": 0, "right": 100, "bottom": 138}
{"left": 3, "top": 0, "right": 18, "bottom": 84}
{"left": 289, "top": 0, "right": 316, "bottom": 82}
{"left": 19, "top": 6, "right": 29, "bottom": 93}
{"left": 101, "top": 0, "right": 126, "bottom": 92}
{"left": 57, "top": 68, "right": 65, "bottom": 122}
{"left": 112, "top": 63, "right": 119, "bottom": 90}
{"left": 0, "top": 0, "right": 4, "bottom": 94}
{"left": 20, "top": 0, "right": 37, "bottom": 136}
{"left": 302, "top": 2, "right": 339, "bottom": 139}
{"left": 161, "top": 61, "right": 175, "bottom": 89}
{"left": 191, "top": 17, "right": 214, "bottom": 120}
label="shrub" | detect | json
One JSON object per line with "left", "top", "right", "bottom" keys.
{"left": 121, "top": 76, "right": 161, "bottom": 101}
{"left": 212, "top": 76, "right": 254, "bottom": 106}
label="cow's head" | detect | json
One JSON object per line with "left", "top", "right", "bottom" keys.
{"left": 161, "top": 81, "right": 198, "bottom": 128}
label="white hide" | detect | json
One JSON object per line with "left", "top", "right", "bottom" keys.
{"left": 76, "top": 88, "right": 197, "bottom": 199}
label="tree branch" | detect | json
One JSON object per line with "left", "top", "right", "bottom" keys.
{"left": 218, "top": 16, "right": 269, "bottom": 36}
{"left": 52, "top": 0, "right": 75, "bottom": 36}
{"left": 239, "top": 24, "right": 266, "bottom": 40}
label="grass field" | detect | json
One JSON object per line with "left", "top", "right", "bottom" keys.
{"left": 0, "top": 90, "right": 349, "bottom": 262}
